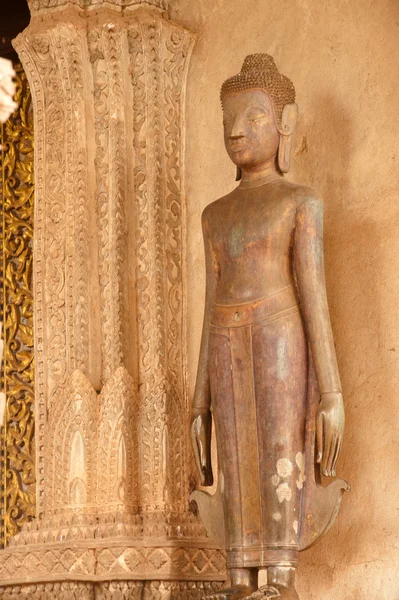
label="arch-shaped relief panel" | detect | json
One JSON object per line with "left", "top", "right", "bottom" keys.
{"left": 140, "top": 378, "right": 186, "bottom": 510}
{"left": 46, "top": 370, "right": 97, "bottom": 514}
{"left": 97, "top": 367, "right": 140, "bottom": 511}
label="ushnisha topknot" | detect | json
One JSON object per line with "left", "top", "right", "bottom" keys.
{"left": 220, "top": 54, "right": 296, "bottom": 128}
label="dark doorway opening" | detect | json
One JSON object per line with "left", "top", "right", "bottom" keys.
{"left": 0, "top": 1, "right": 30, "bottom": 60}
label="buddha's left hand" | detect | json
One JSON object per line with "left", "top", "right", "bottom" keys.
{"left": 316, "top": 391, "right": 345, "bottom": 477}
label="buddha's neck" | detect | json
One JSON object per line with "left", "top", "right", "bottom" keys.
{"left": 239, "top": 158, "right": 281, "bottom": 189}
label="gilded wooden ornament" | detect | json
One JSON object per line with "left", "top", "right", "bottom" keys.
{"left": 0, "top": 63, "right": 35, "bottom": 546}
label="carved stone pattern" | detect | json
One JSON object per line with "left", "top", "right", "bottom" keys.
{"left": 0, "top": 544, "right": 225, "bottom": 583}
{"left": 141, "top": 581, "right": 223, "bottom": 600}
{"left": 12, "top": 37, "right": 47, "bottom": 519}
{"left": 9, "top": 508, "right": 210, "bottom": 546}
{"left": 96, "top": 367, "right": 139, "bottom": 509}
{"left": 14, "top": 12, "right": 196, "bottom": 520}
{"left": 128, "top": 25, "right": 152, "bottom": 391}
{"left": 104, "top": 24, "right": 128, "bottom": 380}
{"left": 139, "top": 379, "right": 186, "bottom": 508}
{"left": 30, "top": 35, "right": 69, "bottom": 407}
{"left": 40, "top": 366, "right": 140, "bottom": 515}
{"left": 163, "top": 28, "right": 191, "bottom": 401}
{"left": 95, "top": 581, "right": 143, "bottom": 600}
{"left": 9, "top": 6, "right": 223, "bottom": 596}
{"left": 144, "top": 21, "right": 167, "bottom": 381}
{"left": 127, "top": 19, "right": 194, "bottom": 511}
{"left": 89, "top": 22, "right": 129, "bottom": 383}
{"left": 63, "top": 29, "right": 90, "bottom": 375}
{"left": 0, "top": 548, "right": 96, "bottom": 581}
{"left": 54, "top": 32, "right": 76, "bottom": 378}
{"left": 0, "top": 581, "right": 223, "bottom": 599}
{"left": 46, "top": 370, "right": 98, "bottom": 512}
{"left": 0, "top": 582, "right": 94, "bottom": 600}
{"left": 28, "top": 0, "right": 169, "bottom": 14}
{"left": 89, "top": 27, "right": 112, "bottom": 383}
{"left": 96, "top": 545, "right": 226, "bottom": 579}
{"left": 0, "top": 64, "right": 35, "bottom": 543}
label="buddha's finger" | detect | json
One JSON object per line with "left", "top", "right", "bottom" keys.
{"left": 326, "top": 433, "right": 338, "bottom": 475}
{"left": 190, "top": 424, "right": 202, "bottom": 473}
{"left": 332, "top": 439, "right": 342, "bottom": 476}
{"left": 316, "top": 412, "right": 324, "bottom": 463}
{"left": 322, "top": 425, "right": 333, "bottom": 475}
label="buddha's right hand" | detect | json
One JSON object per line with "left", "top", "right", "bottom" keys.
{"left": 190, "top": 407, "right": 214, "bottom": 487}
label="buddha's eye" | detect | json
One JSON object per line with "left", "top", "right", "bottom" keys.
{"left": 247, "top": 114, "right": 266, "bottom": 123}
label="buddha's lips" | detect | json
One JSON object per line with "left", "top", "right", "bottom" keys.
{"left": 229, "top": 141, "right": 247, "bottom": 152}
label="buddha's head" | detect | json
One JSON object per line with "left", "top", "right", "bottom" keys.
{"left": 221, "top": 54, "right": 298, "bottom": 176}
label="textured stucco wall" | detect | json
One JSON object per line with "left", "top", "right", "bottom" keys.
{"left": 171, "top": 0, "right": 399, "bottom": 598}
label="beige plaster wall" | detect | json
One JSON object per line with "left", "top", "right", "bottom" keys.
{"left": 171, "top": 0, "right": 399, "bottom": 597}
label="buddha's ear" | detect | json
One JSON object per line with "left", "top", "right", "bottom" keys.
{"left": 278, "top": 103, "right": 298, "bottom": 173}
{"left": 235, "top": 166, "right": 242, "bottom": 181}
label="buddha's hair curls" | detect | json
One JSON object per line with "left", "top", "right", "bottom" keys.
{"left": 220, "top": 54, "right": 296, "bottom": 128}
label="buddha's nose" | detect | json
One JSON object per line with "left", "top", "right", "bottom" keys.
{"left": 229, "top": 117, "right": 246, "bottom": 139}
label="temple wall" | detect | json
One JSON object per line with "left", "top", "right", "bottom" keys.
{"left": 175, "top": 0, "right": 399, "bottom": 598}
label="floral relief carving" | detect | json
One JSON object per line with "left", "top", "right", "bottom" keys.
{"left": 128, "top": 25, "right": 152, "bottom": 393}
{"left": 90, "top": 23, "right": 129, "bottom": 383}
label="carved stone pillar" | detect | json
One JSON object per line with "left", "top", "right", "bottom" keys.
{"left": 0, "top": 1, "right": 225, "bottom": 597}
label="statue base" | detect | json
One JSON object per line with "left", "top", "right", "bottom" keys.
{"left": 204, "top": 585, "right": 281, "bottom": 600}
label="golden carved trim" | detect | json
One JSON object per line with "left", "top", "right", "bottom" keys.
{"left": 0, "top": 63, "right": 35, "bottom": 546}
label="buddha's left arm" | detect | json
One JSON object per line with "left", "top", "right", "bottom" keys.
{"left": 293, "top": 195, "right": 345, "bottom": 477}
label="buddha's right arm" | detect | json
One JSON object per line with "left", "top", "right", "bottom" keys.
{"left": 192, "top": 211, "right": 219, "bottom": 412}
{"left": 190, "top": 212, "right": 217, "bottom": 486}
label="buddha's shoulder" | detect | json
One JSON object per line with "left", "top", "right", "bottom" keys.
{"left": 278, "top": 180, "right": 323, "bottom": 210}
{"left": 276, "top": 179, "right": 321, "bottom": 203}
{"left": 201, "top": 189, "right": 236, "bottom": 222}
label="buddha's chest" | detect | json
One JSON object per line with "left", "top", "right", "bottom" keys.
{"left": 211, "top": 198, "right": 296, "bottom": 262}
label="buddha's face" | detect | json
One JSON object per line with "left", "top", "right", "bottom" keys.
{"left": 222, "top": 88, "right": 279, "bottom": 170}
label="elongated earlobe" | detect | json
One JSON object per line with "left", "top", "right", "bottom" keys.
{"left": 236, "top": 167, "right": 242, "bottom": 181}
{"left": 278, "top": 103, "right": 298, "bottom": 173}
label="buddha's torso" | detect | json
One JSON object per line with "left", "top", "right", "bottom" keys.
{"left": 205, "top": 179, "right": 303, "bottom": 305}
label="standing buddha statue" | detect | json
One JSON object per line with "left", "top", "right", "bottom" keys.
{"left": 190, "top": 54, "right": 349, "bottom": 600}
